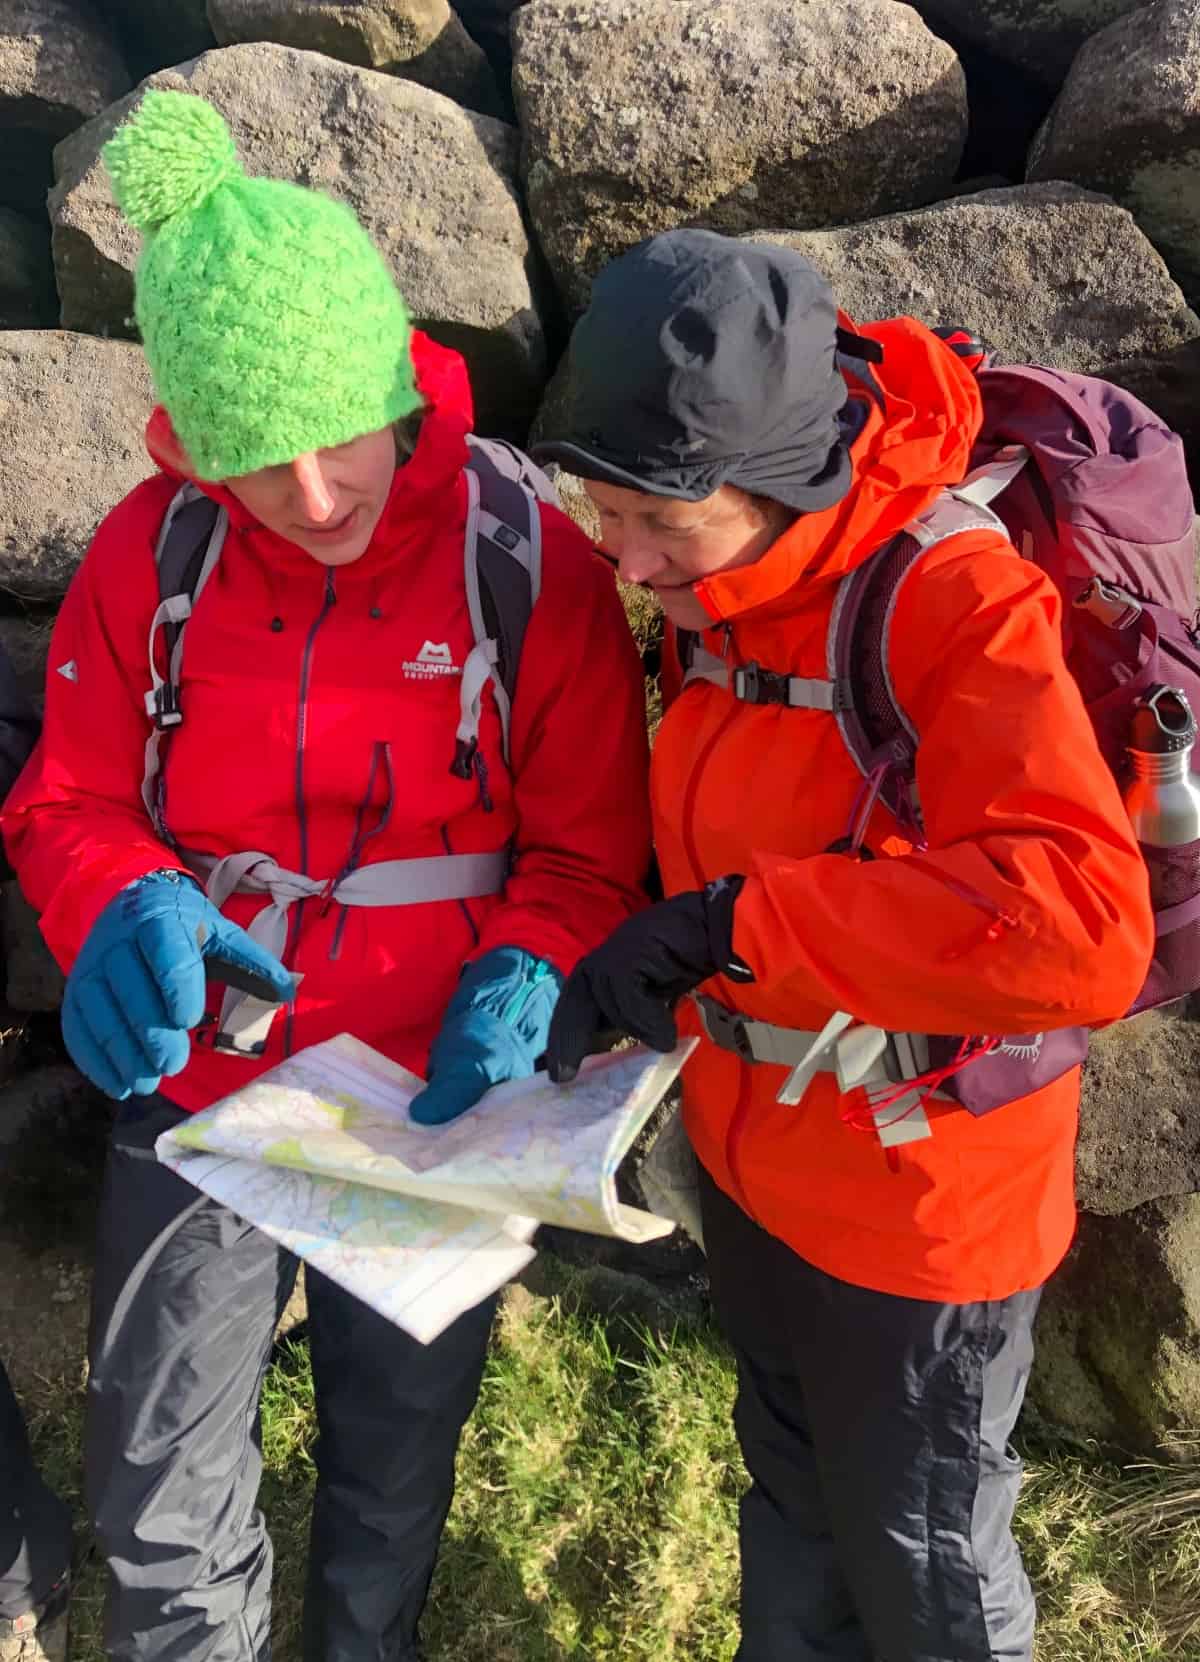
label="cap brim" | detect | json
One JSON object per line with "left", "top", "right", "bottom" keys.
{"left": 530, "top": 439, "right": 716, "bottom": 501}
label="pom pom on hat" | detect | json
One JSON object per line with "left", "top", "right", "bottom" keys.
{"left": 100, "top": 89, "right": 420, "bottom": 480}
{"left": 104, "top": 90, "right": 240, "bottom": 234}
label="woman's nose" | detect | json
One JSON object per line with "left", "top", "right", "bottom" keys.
{"left": 291, "top": 452, "right": 336, "bottom": 523}
{"left": 601, "top": 523, "right": 667, "bottom": 586}
{"left": 616, "top": 538, "right": 669, "bottom": 586}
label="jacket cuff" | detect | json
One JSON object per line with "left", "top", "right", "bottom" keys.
{"left": 703, "top": 875, "right": 754, "bottom": 983}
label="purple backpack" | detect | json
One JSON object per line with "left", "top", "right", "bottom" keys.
{"left": 830, "top": 345, "right": 1200, "bottom": 1114}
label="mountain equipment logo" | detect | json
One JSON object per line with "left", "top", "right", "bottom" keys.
{"left": 56, "top": 660, "right": 79, "bottom": 683}
{"left": 403, "top": 641, "right": 461, "bottom": 681}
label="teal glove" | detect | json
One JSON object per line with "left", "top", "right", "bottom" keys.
{"left": 62, "top": 869, "right": 294, "bottom": 1100}
{"left": 409, "top": 946, "right": 562, "bottom": 1126}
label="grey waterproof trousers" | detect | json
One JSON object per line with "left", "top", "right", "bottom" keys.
{"left": 0, "top": 1357, "right": 72, "bottom": 1621}
{"left": 85, "top": 1097, "right": 496, "bottom": 1662}
{"left": 699, "top": 1166, "right": 1041, "bottom": 1662}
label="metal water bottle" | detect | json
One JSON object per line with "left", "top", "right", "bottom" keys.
{"left": 1123, "top": 685, "right": 1200, "bottom": 860}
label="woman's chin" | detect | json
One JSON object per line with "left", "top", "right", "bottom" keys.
{"left": 655, "top": 586, "right": 713, "bottom": 631}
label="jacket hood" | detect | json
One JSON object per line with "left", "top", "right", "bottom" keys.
{"left": 694, "top": 316, "right": 984, "bottom": 624}
{"left": 143, "top": 330, "right": 474, "bottom": 571}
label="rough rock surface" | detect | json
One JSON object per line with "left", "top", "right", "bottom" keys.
{"left": 1030, "top": 1195, "right": 1200, "bottom": 1455}
{"left": 49, "top": 44, "right": 548, "bottom": 436}
{"left": 0, "top": 208, "right": 55, "bottom": 328}
{"left": 743, "top": 185, "right": 1200, "bottom": 375}
{"left": 0, "top": 332, "right": 155, "bottom": 603}
{"left": 206, "top": 0, "right": 503, "bottom": 116}
{"left": 1029, "top": 0, "right": 1200, "bottom": 302}
{"left": 915, "top": 0, "right": 1147, "bottom": 88}
{"left": 0, "top": 0, "right": 131, "bottom": 216}
{"left": 1076, "top": 1007, "right": 1200, "bottom": 1216}
{"left": 513, "top": 0, "right": 967, "bottom": 311}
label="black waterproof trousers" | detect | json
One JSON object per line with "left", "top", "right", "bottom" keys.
{"left": 85, "top": 1097, "right": 496, "bottom": 1662}
{"left": 0, "top": 1357, "right": 72, "bottom": 1621}
{"left": 699, "top": 1166, "right": 1041, "bottom": 1662}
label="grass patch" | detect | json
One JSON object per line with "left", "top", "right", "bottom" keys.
{"left": 20, "top": 1287, "right": 1200, "bottom": 1660}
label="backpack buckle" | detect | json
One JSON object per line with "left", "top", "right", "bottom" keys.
{"left": 694, "top": 994, "right": 756, "bottom": 1060}
{"left": 145, "top": 683, "right": 183, "bottom": 731}
{"left": 1075, "top": 577, "right": 1142, "bottom": 631}
{"left": 734, "top": 662, "right": 790, "bottom": 705}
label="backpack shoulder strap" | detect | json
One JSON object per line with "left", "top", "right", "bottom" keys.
{"left": 455, "top": 439, "right": 547, "bottom": 775}
{"left": 141, "top": 484, "right": 228, "bottom": 836}
{"left": 829, "top": 482, "right": 1016, "bottom": 839}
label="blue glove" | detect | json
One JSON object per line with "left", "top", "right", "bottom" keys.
{"left": 409, "top": 946, "right": 563, "bottom": 1126}
{"left": 62, "top": 870, "right": 295, "bottom": 1100}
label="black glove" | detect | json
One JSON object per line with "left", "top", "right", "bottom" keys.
{"left": 547, "top": 876, "right": 751, "bottom": 1083}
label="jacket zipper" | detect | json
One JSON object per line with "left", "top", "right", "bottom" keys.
{"left": 904, "top": 854, "right": 1020, "bottom": 959}
{"left": 678, "top": 682, "right": 757, "bottom": 1211}
{"left": 284, "top": 569, "right": 338, "bottom": 1055}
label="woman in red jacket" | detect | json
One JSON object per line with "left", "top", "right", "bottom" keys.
{"left": 541, "top": 229, "right": 1154, "bottom": 1661}
{"left": 1, "top": 93, "right": 649, "bottom": 1662}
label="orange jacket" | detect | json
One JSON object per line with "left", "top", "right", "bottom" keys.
{"left": 656, "top": 317, "right": 1154, "bottom": 1302}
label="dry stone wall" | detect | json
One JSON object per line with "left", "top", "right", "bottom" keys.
{"left": 2, "top": 0, "right": 1200, "bottom": 1455}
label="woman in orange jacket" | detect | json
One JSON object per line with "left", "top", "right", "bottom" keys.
{"left": 540, "top": 229, "right": 1154, "bottom": 1661}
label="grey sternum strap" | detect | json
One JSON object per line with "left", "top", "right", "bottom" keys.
{"left": 184, "top": 845, "right": 508, "bottom": 1055}
{"left": 680, "top": 456, "right": 1023, "bottom": 708}
{"left": 693, "top": 995, "right": 934, "bottom": 1149}
{"left": 682, "top": 641, "right": 850, "bottom": 710}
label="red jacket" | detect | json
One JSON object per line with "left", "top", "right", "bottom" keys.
{"left": 2, "top": 335, "right": 651, "bottom": 1111}
{"left": 656, "top": 317, "right": 1154, "bottom": 1303}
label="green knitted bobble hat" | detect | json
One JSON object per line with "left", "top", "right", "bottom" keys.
{"left": 103, "top": 90, "right": 420, "bottom": 481}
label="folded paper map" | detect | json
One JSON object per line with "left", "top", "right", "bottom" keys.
{"left": 156, "top": 1033, "right": 694, "bottom": 1344}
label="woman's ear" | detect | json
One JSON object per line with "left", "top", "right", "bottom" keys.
{"left": 145, "top": 407, "right": 199, "bottom": 478}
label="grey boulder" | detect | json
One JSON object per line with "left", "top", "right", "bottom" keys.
{"left": 1076, "top": 1006, "right": 1200, "bottom": 1217}
{"left": 49, "top": 43, "right": 548, "bottom": 436}
{"left": 206, "top": 0, "right": 503, "bottom": 116}
{"left": 513, "top": 0, "right": 967, "bottom": 312}
{"left": 743, "top": 184, "right": 1200, "bottom": 376}
{"left": 1031, "top": 1193, "right": 1200, "bottom": 1455}
{"left": 1029, "top": 0, "right": 1200, "bottom": 303}
{"left": 0, "top": 0, "right": 131, "bottom": 216}
{"left": 0, "top": 331, "right": 155, "bottom": 603}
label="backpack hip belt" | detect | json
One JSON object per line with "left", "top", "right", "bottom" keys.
{"left": 183, "top": 844, "right": 509, "bottom": 1056}
{"left": 694, "top": 993, "right": 935, "bottom": 1148}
